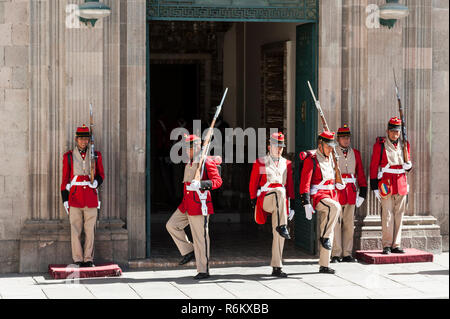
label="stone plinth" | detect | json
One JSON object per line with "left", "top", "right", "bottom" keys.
{"left": 19, "top": 219, "right": 128, "bottom": 273}
{"left": 358, "top": 215, "right": 442, "bottom": 254}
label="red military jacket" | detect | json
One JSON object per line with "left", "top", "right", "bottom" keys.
{"left": 249, "top": 156, "right": 294, "bottom": 225}
{"left": 60, "top": 150, "right": 105, "bottom": 209}
{"left": 337, "top": 148, "right": 368, "bottom": 206}
{"left": 299, "top": 152, "right": 338, "bottom": 209}
{"left": 178, "top": 158, "right": 223, "bottom": 216}
{"left": 370, "top": 137, "right": 411, "bottom": 195}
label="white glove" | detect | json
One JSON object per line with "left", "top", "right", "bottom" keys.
{"left": 403, "top": 162, "right": 412, "bottom": 170}
{"left": 356, "top": 196, "right": 365, "bottom": 208}
{"left": 374, "top": 190, "right": 381, "bottom": 202}
{"left": 288, "top": 209, "right": 295, "bottom": 221}
{"left": 190, "top": 180, "right": 201, "bottom": 190}
{"left": 304, "top": 204, "right": 315, "bottom": 220}
{"left": 89, "top": 180, "right": 98, "bottom": 189}
{"left": 336, "top": 183, "right": 346, "bottom": 190}
{"left": 63, "top": 201, "right": 69, "bottom": 215}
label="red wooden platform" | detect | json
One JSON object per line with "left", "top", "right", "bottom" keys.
{"left": 48, "top": 263, "right": 122, "bottom": 279}
{"left": 355, "top": 248, "right": 434, "bottom": 264}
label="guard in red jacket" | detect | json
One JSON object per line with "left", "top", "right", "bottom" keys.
{"left": 299, "top": 131, "right": 344, "bottom": 274}
{"left": 166, "top": 134, "right": 223, "bottom": 280}
{"left": 370, "top": 117, "right": 412, "bottom": 255}
{"left": 249, "top": 132, "right": 294, "bottom": 278}
{"left": 331, "top": 125, "right": 368, "bottom": 263}
{"left": 60, "top": 125, "right": 105, "bottom": 267}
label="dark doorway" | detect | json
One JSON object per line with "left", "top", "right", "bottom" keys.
{"left": 150, "top": 63, "right": 200, "bottom": 212}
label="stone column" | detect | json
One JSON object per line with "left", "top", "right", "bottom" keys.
{"left": 431, "top": 0, "right": 449, "bottom": 251}
{"left": 124, "top": 0, "right": 147, "bottom": 260}
{"left": 319, "top": 0, "right": 342, "bottom": 131}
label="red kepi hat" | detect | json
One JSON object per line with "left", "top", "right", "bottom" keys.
{"left": 318, "top": 130, "right": 337, "bottom": 147}
{"left": 184, "top": 134, "right": 201, "bottom": 146}
{"left": 75, "top": 124, "right": 91, "bottom": 138}
{"left": 269, "top": 132, "right": 286, "bottom": 147}
{"left": 388, "top": 117, "right": 402, "bottom": 131}
{"left": 337, "top": 125, "right": 351, "bottom": 137}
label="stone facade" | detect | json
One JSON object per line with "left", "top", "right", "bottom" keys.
{"left": 0, "top": 0, "right": 448, "bottom": 273}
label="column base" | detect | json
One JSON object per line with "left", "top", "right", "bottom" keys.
{"left": 356, "top": 215, "right": 442, "bottom": 254}
{"left": 19, "top": 219, "right": 128, "bottom": 273}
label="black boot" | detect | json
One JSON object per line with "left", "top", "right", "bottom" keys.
{"left": 330, "top": 256, "right": 341, "bottom": 263}
{"left": 320, "top": 237, "right": 332, "bottom": 250}
{"left": 272, "top": 267, "right": 288, "bottom": 278}
{"left": 382, "top": 247, "right": 391, "bottom": 255}
{"left": 82, "top": 261, "right": 95, "bottom": 268}
{"left": 179, "top": 251, "right": 195, "bottom": 265}
{"left": 319, "top": 266, "right": 336, "bottom": 274}
{"left": 341, "top": 256, "right": 356, "bottom": 263}
{"left": 276, "top": 225, "right": 291, "bottom": 240}
{"left": 194, "top": 272, "right": 210, "bottom": 280}
{"left": 391, "top": 247, "right": 405, "bottom": 254}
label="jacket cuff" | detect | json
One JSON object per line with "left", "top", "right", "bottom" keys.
{"left": 359, "top": 187, "right": 367, "bottom": 199}
{"left": 200, "top": 180, "right": 213, "bottom": 191}
{"left": 370, "top": 179, "right": 379, "bottom": 191}
{"left": 61, "top": 190, "right": 69, "bottom": 202}
{"left": 96, "top": 176, "right": 103, "bottom": 187}
{"left": 300, "top": 193, "right": 310, "bottom": 206}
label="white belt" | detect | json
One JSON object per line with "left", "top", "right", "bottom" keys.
{"left": 256, "top": 182, "right": 285, "bottom": 197}
{"left": 310, "top": 184, "right": 335, "bottom": 195}
{"left": 186, "top": 184, "right": 209, "bottom": 216}
{"left": 378, "top": 164, "right": 405, "bottom": 179}
{"left": 66, "top": 175, "right": 91, "bottom": 191}
{"left": 342, "top": 175, "right": 357, "bottom": 185}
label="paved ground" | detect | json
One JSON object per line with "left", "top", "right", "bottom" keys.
{"left": 0, "top": 253, "right": 447, "bottom": 299}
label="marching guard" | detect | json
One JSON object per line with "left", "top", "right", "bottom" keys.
{"left": 299, "top": 131, "right": 345, "bottom": 274}
{"left": 60, "top": 125, "right": 105, "bottom": 267}
{"left": 249, "top": 132, "right": 295, "bottom": 278}
{"left": 331, "top": 125, "right": 368, "bottom": 263}
{"left": 166, "top": 134, "right": 223, "bottom": 280}
{"left": 370, "top": 117, "right": 412, "bottom": 254}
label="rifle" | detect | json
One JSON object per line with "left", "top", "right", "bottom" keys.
{"left": 194, "top": 88, "right": 229, "bottom": 181}
{"left": 393, "top": 69, "right": 410, "bottom": 162}
{"left": 89, "top": 103, "right": 97, "bottom": 183}
{"left": 306, "top": 81, "right": 344, "bottom": 185}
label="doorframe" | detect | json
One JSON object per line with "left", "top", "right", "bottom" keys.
{"left": 145, "top": 1, "right": 319, "bottom": 258}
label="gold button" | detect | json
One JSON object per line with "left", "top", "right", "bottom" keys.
{"left": 83, "top": 186, "right": 86, "bottom": 189}
{"left": 187, "top": 192, "right": 190, "bottom": 194}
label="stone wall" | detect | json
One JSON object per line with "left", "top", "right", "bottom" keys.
{"left": 0, "top": 0, "right": 30, "bottom": 273}
{"left": 431, "top": 0, "right": 449, "bottom": 251}
{"left": 320, "top": 0, "right": 447, "bottom": 253}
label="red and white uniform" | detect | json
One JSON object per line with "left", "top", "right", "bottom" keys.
{"left": 249, "top": 155, "right": 294, "bottom": 225}
{"left": 178, "top": 158, "right": 222, "bottom": 216}
{"left": 60, "top": 148, "right": 105, "bottom": 209}
{"left": 336, "top": 147, "right": 367, "bottom": 205}
{"left": 370, "top": 137, "right": 411, "bottom": 195}
{"left": 299, "top": 150, "right": 338, "bottom": 209}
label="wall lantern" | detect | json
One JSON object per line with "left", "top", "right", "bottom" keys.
{"left": 379, "top": 0, "right": 410, "bottom": 29}
{"left": 77, "top": 0, "right": 111, "bottom": 27}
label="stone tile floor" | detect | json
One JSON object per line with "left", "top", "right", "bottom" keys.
{"left": 0, "top": 222, "right": 448, "bottom": 299}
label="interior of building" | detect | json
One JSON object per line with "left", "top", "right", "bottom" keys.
{"left": 148, "top": 20, "right": 307, "bottom": 260}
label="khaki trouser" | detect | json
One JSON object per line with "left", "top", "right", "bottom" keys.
{"left": 332, "top": 204, "right": 355, "bottom": 258}
{"left": 69, "top": 207, "right": 98, "bottom": 263}
{"left": 315, "top": 198, "right": 341, "bottom": 267}
{"left": 166, "top": 209, "right": 210, "bottom": 273}
{"left": 262, "top": 188, "right": 288, "bottom": 268}
{"left": 381, "top": 194, "right": 407, "bottom": 249}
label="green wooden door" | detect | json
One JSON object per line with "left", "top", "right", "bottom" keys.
{"left": 294, "top": 22, "right": 318, "bottom": 254}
